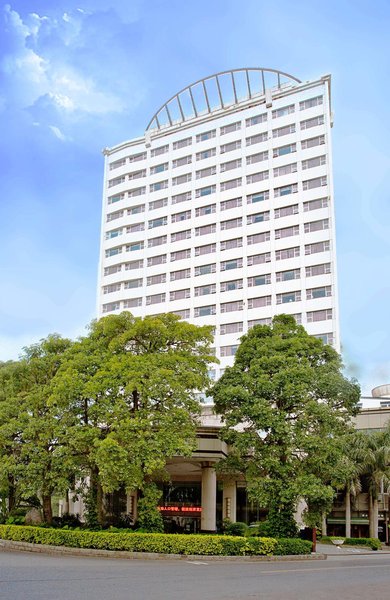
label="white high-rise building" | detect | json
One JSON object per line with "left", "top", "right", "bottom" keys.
{"left": 98, "top": 68, "right": 339, "bottom": 378}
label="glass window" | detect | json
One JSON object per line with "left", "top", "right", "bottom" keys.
{"left": 107, "top": 209, "right": 124, "bottom": 222}
{"left": 274, "top": 183, "right": 298, "bottom": 197}
{"left": 124, "top": 278, "right": 143, "bottom": 289}
{"left": 220, "top": 279, "right": 243, "bottom": 292}
{"left": 172, "top": 192, "right": 192, "bottom": 204}
{"left": 171, "top": 230, "right": 191, "bottom": 242}
{"left": 146, "top": 293, "right": 166, "bottom": 305}
{"left": 221, "top": 140, "right": 241, "bottom": 153}
{"left": 151, "top": 145, "right": 169, "bottom": 157}
{"left": 304, "top": 219, "right": 329, "bottom": 233}
{"left": 302, "top": 155, "right": 326, "bottom": 170}
{"left": 220, "top": 238, "right": 242, "bottom": 251}
{"left": 306, "top": 286, "right": 332, "bottom": 299}
{"left": 148, "top": 235, "right": 167, "bottom": 247}
{"left": 247, "top": 171, "right": 269, "bottom": 184}
{"left": 275, "top": 225, "right": 299, "bottom": 239}
{"left": 172, "top": 210, "right": 191, "bottom": 223}
{"left": 221, "top": 197, "right": 242, "bottom": 210}
{"left": 300, "top": 116, "right": 324, "bottom": 130}
{"left": 173, "top": 155, "right": 192, "bottom": 168}
{"left": 195, "top": 185, "right": 216, "bottom": 198}
{"left": 196, "top": 148, "right": 216, "bottom": 160}
{"left": 247, "top": 252, "right": 271, "bottom": 266}
{"left": 147, "top": 254, "right": 166, "bottom": 267}
{"left": 195, "top": 224, "right": 216, "bottom": 236}
{"left": 170, "top": 269, "right": 191, "bottom": 281}
{"left": 248, "top": 274, "right": 271, "bottom": 286}
{"left": 305, "top": 263, "right": 331, "bottom": 277}
{"left": 305, "top": 241, "right": 330, "bottom": 255}
{"left": 246, "top": 113, "right": 267, "bottom": 126}
{"left": 299, "top": 96, "right": 323, "bottom": 110}
{"left": 196, "top": 130, "right": 216, "bottom": 142}
{"left": 195, "top": 204, "right": 216, "bottom": 216}
{"left": 220, "top": 121, "right": 241, "bottom": 134}
{"left": 150, "top": 180, "right": 168, "bottom": 192}
{"left": 220, "top": 345, "right": 238, "bottom": 357}
{"left": 221, "top": 178, "right": 242, "bottom": 191}
{"left": 128, "top": 187, "right": 146, "bottom": 198}
{"left": 196, "top": 166, "right": 216, "bottom": 179}
{"left": 301, "top": 135, "right": 325, "bottom": 150}
{"left": 246, "top": 133, "right": 268, "bottom": 146}
{"left": 276, "top": 291, "right": 301, "bottom": 304}
{"left": 108, "top": 193, "right": 124, "bottom": 205}
{"left": 170, "top": 249, "right": 191, "bottom": 261}
{"left": 248, "top": 296, "right": 271, "bottom": 309}
{"left": 307, "top": 309, "right": 332, "bottom": 322}
{"left": 123, "top": 298, "right": 142, "bottom": 308}
{"left": 194, "top": 305, "right": 216, "bottom": 317}
{"left": 149, "top": 198, "right": 168, "bottom": 211}
{"left": 104, "top": 264, "right": 122, "bottom": 276}
{"left": 172, "top": 173, "right": 192, "bottom": 186}
{"left": 150, "top": 164, "right": 168, "bottom": 175}
{"left": 126, "top": 223, "right": 144, "bottom": 233}
{"left": 247, "top": 211, "right": 270, "bottom": 224}
{"left": 173, "top": 137, "right": 192, "bottom": 150}
{"left": 220, "top": 322, "right": 243, "bottom": 335}
{"left": 127, "top": 204, "right": 145, "bottom": 215}
{"left": 247, "top": 191, "right": 269, "bottom": 204}
{"left": 273, "top": 143, "right": 296, "bottom": 158}
{"left": 170, "top": 289, "right": 191, "bottom": 301}
{"left": 272, "top": 124, "right": 295, "bottom": 138}
{"left": 276, "top": 269, "right": 300, "bottom": 282}
{"left": 303, "top": 197, "right": 329, "bottom": 212}
{"left": 195, "top": 284, "right": 216, "bottom": 296}
{"left": 221, "top": 258, "right": 243, "bottom": 271}
{"left": 195, "top": 244, "right": 216, "bottom": 256}
{"left": 273, "top": 163, "right": 297, "bottom": 177}
{"left": 272, "top": 104, "right": 295, "bottom": 119}
{"left": 147, "top": 273, "right": 166, "bottom": 286}
{"left": 247, "top": 232, "right": 271, "bottom": 245}
{"left": 148, "top": 217, "right": 167, "bottom": 229}
{"left": 274, "top": 204, "right": 299, "bottom": 218}
{"left": 195, "top": 263, "right": 216, "bottom": 276}
{"left": 126, "top": 241, "right": 144, "bottom": 252}
{"left": 129, "top": 152, "right": 147, "bottom": 163}
{"left": 221, "top": 301, "right": 244, "bottom": 313}
{"left": 221, "top": 159, "right": 242, "bottom": 172}
{"left": 275, "top": 246, "right": 300, "bottom": 260}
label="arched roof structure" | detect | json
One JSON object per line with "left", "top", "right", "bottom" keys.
{"left": 146, "top": 68, "right": 301, "bottom": 132}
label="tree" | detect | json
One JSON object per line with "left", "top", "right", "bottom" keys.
{"left": 51, "top": 312, "right": 214, "bottom": 525}
{"left": 212, "top": 315, "right": 360, "bottom": 536}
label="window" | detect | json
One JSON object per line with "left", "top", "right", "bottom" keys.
{"left": 221, "top": 258, "right": 243, "bottom": 271}
{"left": 303, "top": 176, "right": 327, "bottom": 191}
{"left": 300, "top": 115, "right": 324, "bottom": 130}
{"left": 106, "top": 228, "right": 122, "bottom": 240}
{"left": 128, "top": 187, "right": 146, "bottom": 198}
{"left": 221, "top": 197, "right": 242, "bottom": 210}
{"left": 104, "top": 264, "right": 122, "bottom": 276}
{"left": 127, "top": 204, "right": 145, "bottom": 215}
{"left": 129, "top": 151, "right": 147, "bottom": 162}
{"left": 149, "top": 198, "right": 168, "bottom": 211}
{"left": 172, "top": 173, "right": 192, "bottom": 186}
{"left": 275, "top": 246, "right": 300, "bottom": 260}
{"left": 247, "top": 171, "right": 269, "bottom": 184}
{"left": 304, "top": 219, "right": 329, "bottom": 233}
{"left": 195, "top": 284, "right": 216, "bottom": 296}
{"left": 274, "top": 183, "right": 298, "bottom": 197}
{"left": 123, "top": 298, "right": 142, "bottom": 308}
{"left": 196, "top": 130, "right": 216, "bottom": 142}
{"left": 220, "top": 345, "right": 238, "bottom": 357}
{"left": 170, "top": 288, "right": 191, "bottom": 301}
{"left": 105, "top": 246, "right": 122, "bottom": 257}
{"left": 124, "top": 278, "right": 143, "bottom": 289}
{"left": 306, "top": 263, "right": 331, "bottom": 277}
{"left": 247, "top": 252, "right": 271, "bottom": 266}
{"left": 108, "top": 193, "right": 124, "bottom": 205}
{"left": 304, "top": 197, "right": 329, "bottom": 211}
{"left": 196, "top": 166, "right": 216, "bottom": 179}
{"left": 300, "top": 96, "right": 323, "bottom": 110}
{"left": 314, "top": 332, "right": 334, "bottom": 345}
{"left": 247, "top": 151, "right": 268, "bottom": 165}
{"left": 171, "top": 309, "right": 190, "bottom": 319}
{"left": 247, "top": 232, "right": 271, "bottom": 245}
{"left": 127, "top": 222, "right": 145, "bottom": 233}
{"left": 247, "top": 190, "right": 269, "bottom": 204}
{"left": 126, "top": 241, "right": 144, "bottom": 252}
{"left": 173, "top": 137, "right": 192, "bottom": 150}
{"left": 103, "top": 283, "right": 121, "bottom": 294}
{"left": 306, "top": 286, "right": 332, "bottom": 299}
{"left": 220, "top": 238, "right": 243, "bottom": 251}
{"left": 196, "top": 148, "right": 216, "bottom": 160}
{"left": 221, "top": 121, "right": 241, "bottom": 134}
{"left": 150, "top": 163, "right": 168, "bottom": 176}
{"left": 248, "top": 317, "right": 272, "bottom": 328}
{"left": 221, "top": 178, "right": 242, "bottom": 191}
{"left": 307, "top": 309, "right": 332, "bottom": 322}
{"left": 172, "top": 192, "right": 192, "bottom": 204}
{"left": 272, "top": 104, "right": 295, "bottom": 119}
{"left": 246, "top": 113, "right": 267, "bottom": 126}
{"left": 194, "top": 305, "right": 216, "bottom": 317}
{"left": 246, "top": 133, "right": 268, "bottom": 146}
{"left": 147, "top": 254, "right": 166, "bottom": 267}
{"left": 220, "top": 322, "right": 243, "bottom": 335}
{"left": 173, "top": 155, "right": 192, "bottom": 168}
{"left": 107, "top": 159, "right": 124, "bottom": 172}
{"left": 103, "top": 302, "right": 120, "bottom": 313}
{"left": 195, "top": 243, "right": 216, "bottom": 256}
{"left": 170, "top": 268, "right": 191, "bottom": 281}
{"left": 172, "top": 210, "right": 191, "bottom": 223}
{"left": 196, "top": 204, "right": 216, "bottom": 216}
{"left": 171, "top": 249, "right": 191, "bottom": 261}
{"left": 247, "top": 211, "right": 270, "bottom": 224}
{"left": 147, "top": 273, "right": 166, "bottom": 286}
{"left": 305, "top": 240, "right": 330, "bottom": 255}
{"left": 302, "top": 155, "right": 326, "bottom": 170}
{"left": 195, "top": 224, "right": 216, "bottom": 236}
{"left": 276, "top": 291, "right": 301, "bottom": 304}
{"left": 171, "top": 229, "right": 191, "bottom": 242}
{"left": 275, "top": 225, "right": 299, "bottom": 239}
{"left": 273, "top": 163, "right": 297, "bottom": 177}
{"left": 276, "top": 269, "right": 300, "bottom": 282}
{"left": 124, "top": 260, "right": 143, "bottom": 271}
{"left": 272, "top": 124, "right": 295, "bottom": 138}
{"left": 108, "top": 175, "right": 125, "bottom": 188}
{"left": 150, "top": 180, "right": 168, "bottom": 192}
{"left": 221, "top": 159, "right": 242, "bottom": 172}
{"left": 221, "top": 217, "right": 242, "bottom": 230}
{"left": 248, "top": 274, "right": 271, "bottom": 286}
{"left": 148, "top": 235, "right": 167, "bottom": 248}
{"left": 221, "top": 140, "right": 241, "bottom": 153}
{"left": 195, "top": 263, "right": 216, "bottom": 276}
{"left": 195, "top": 185, "right": 216, "bottom": 198}
{"left": 220, "top": 279, "right": 243, "bottom": 292}
{"left": 248, "top": 296, "right": 271, "bottom": 308}
{"left": 146, "top": 293, "right": 166, "bottom": 305}
{"left": 274, "top": 204, "right": 299, "bottom": 218}
{"left": 273, "top": 143, "right": 296, "bottom": 158}
{"left": 221, "top": 301, "right": 243, "bottom": 313}
{"left": 107, "top": 210, "right": 124, "bottom": 222}
{"left": 151, "top": 145, "right": 169, "bottom": 157}
{"left": 301, "top": 135, "right": 325, "bottom": 150}
{"left": 128, "top": 169, "right": 146, "bottom": 180}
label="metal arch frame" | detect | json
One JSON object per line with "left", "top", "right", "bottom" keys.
{"left": 146, "top": 67, "right": 301, "bottom": 132}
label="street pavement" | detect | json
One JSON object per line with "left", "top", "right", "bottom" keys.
{"left": 1, "top": 549, "right": 390, "bottom": 600}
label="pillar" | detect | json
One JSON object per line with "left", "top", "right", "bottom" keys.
{"left": 201, "top": 463, "right": 217, "bottom": 532}
{"left": 222, "top": 480, "right": 237, "bottom": 522}
{"left": 126, "top": 492, "right": 138, "bottom": 524}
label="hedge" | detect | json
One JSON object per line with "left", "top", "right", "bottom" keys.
{"left": 321, "top": 536, "right": 381, "bottom": 551}
{"left": 275, "top": 538, "right": 313, "bottom": 555}
{"left": 0, "top": 525, "right": 279, "bottom": 556}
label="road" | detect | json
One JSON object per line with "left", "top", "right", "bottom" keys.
{"left": 1, "top": 550, "right": 390, "bottom": 600}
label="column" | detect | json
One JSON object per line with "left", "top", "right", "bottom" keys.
{"left": 222, "top": 480, "right": 237, "bottom": 522}
{"left": 201, "top": 462, "right": 217, "bottom": 532}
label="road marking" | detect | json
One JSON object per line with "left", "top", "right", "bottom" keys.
{"left": 259, "top": 563, "right": 390, "bottom": 574}
{"left": 186, "top": 561, "right": 208, "bottom": 565}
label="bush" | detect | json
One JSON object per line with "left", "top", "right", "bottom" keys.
{"left": 223, "top": 520, "right": 248, "bottom": 536}
{"left": 321, "top": 536, "right": 381, "bottom": 551}
{"left": 275, "top": 538, "right": 313, "bottom": 555}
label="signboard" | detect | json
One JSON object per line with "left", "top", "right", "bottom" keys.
{"left": 158, "top": 506, "right": 202, "bottom": 514}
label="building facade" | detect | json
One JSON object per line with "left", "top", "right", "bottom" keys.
{"left": 98, "top": 68, "right": 339, "bottom": 377}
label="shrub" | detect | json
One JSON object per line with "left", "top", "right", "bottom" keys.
{"left": 223, "top": 520, "right": 248, "bottom": 537}
{"left": 275, "top": 538, "right": 313, "bottom": 555}
{"left": 321, "top": 536, "right": 381, "bottom": 551}
{"left": 136, "top": 484, "right": 164, "bottom": 533}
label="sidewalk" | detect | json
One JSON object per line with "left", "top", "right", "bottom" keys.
{"left": 316, "top": 542, "right": 390, "bottom": 556}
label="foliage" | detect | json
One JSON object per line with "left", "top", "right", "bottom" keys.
{"left": 321, "top": 536, "right": 381, "bottom": 550}
{"left": 274, "top": 538, "right": 313, "bottom": 555}
{"left": 223, "top": 519, "right": 248, "bottom": 536}
{"left": 136, "top": 484, "right": 164, "bottom": 533}
{"left": 212, "top": 315, "right": 361, "bottom": 533}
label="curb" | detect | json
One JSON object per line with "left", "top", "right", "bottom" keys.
{"left": 0, "top": 539, "right": 326, "bottom": 562}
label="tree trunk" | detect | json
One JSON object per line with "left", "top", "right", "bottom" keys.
{"left": 8, "top": 475, "right": 16, "bottom": 514}
{"left": 97, "top": 480, "right": 104, "bottom": 525}
{"left": 63, "top": 489, "right": 70, "bottom": 514}
{"left": 368, "top": 493, "right": 379, "bottom": 539}
{"left": 42, "top": 494, "right": 53, "bottom": 524}
{"left": 321, "top": 512, "right": 327, "bottom": 536}
{"left": 345, "top": 485, "right": 351, "bottom": 538}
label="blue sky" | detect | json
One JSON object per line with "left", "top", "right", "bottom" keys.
{"left": 0, "top": 0, "right": 389, "bottom": 394}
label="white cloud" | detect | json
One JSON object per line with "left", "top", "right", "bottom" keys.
{"left": 49, "top": 125, "right": 67, "bottom": 141}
